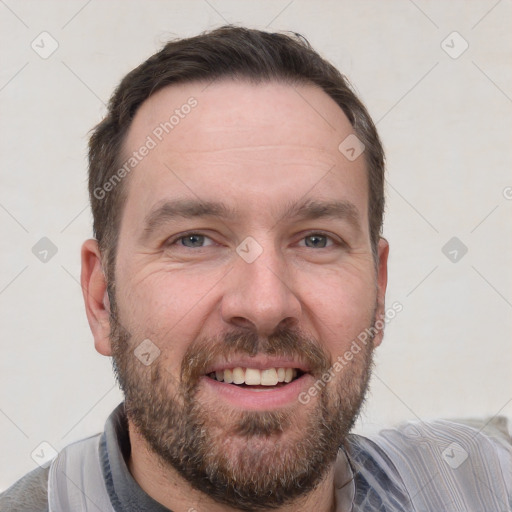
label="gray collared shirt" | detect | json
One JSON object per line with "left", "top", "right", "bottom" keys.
{"left": 1, "top": 403, "right": 511, "bottom": 511}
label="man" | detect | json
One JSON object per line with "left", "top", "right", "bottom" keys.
{"left": 1, "top": 26, "right": 510, "bottom": 512}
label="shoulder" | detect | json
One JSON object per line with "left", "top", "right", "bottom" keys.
{"left": 354, "top": 416, "right": 512, "bottom": 511}
{"left": 0, "top": 433, "right": 103, "bottom": 512}
{"left": 373, "top": 415, "right": 512, "bottom": 459}
{"left": 0, "top": 465, "right": 49, "bottom": 512}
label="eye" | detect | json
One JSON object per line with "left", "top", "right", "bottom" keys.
{"left": 176, "top": 233, "right": 215, "bottom": 248}
{"left": 300, "top": 234, "right": 333, "bottom": 249}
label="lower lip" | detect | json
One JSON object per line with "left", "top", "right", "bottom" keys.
{"left": 200, "top": 374, "right": 315, "bottom": 410}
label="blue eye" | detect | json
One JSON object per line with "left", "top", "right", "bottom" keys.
{"left": 178, "top": 234, "right": 213, "bottom": 248}
{"left": 302, "top": 234, "right": 332, "bottom": 248}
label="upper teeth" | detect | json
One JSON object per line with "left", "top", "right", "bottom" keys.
{"left": 211, "top": 367, "right": 298, "bottom": 386}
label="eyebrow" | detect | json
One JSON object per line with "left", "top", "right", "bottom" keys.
{"left": 141, "top": 197, "right": 361, "bottom": 242}
{"left": 279, "top": 199, "right": 361, "bottom": 230}
{"left": 141, "top": 199, "right": 236, "bottom": 241}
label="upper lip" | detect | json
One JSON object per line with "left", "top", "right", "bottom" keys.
{"left": 203, "top": 356, "right": 310, "bottom": 375}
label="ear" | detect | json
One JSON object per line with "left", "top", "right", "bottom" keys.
{"left": 81, "top": 239, "right": 112, "bottom": 356}
{"left": 373, "top": 237, "right": 389, "bottom": 348}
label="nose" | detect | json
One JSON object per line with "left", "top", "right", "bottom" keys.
{"left": 220, "top": 245, "right": 302, "bottom": 336}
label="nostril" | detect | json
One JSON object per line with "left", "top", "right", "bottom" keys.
{"left": 276, "top": 317, "right": 299, "bottom": 332}
{"left": 230, "top": 317, "right": 256, "bottom": 330}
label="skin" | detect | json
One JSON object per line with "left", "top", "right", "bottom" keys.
{"left": 81, "top": 80, "right": 389, "bottom": 512}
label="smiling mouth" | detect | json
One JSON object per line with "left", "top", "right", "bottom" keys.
{"left": 206, "top": 367, "right": 305, "bottom": 388}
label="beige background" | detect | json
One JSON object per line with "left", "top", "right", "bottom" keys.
{"left": 1, "top": 0, "right": 511, "bottom": 489}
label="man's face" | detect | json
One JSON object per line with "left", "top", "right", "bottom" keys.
{"left": 108, "top": 80, "right": 387, "bottom": 509}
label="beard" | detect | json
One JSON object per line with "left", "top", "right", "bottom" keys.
{"left": 109, "top": 303, "right": 376, "bottom": 511}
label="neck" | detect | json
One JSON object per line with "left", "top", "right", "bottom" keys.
{"left": 127, "top": 421, "right": 348, "bottom": 512}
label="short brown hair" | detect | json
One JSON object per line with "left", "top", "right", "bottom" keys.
{"left": 88, "top": 25, "right": 385, "bottom": 279}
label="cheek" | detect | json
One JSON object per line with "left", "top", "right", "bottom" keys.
{"left": 114, "top": 266, "right": 223, "bottom": 366}
{"left": 298, "top": 266, "right": 376, "bottom": 353}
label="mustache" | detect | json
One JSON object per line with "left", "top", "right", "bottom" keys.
{"left": 180, "top": 327, "right": 332, "bottom": 391}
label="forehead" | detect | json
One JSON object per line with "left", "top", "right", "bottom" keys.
{"left": 121, "top": 79, "right": 368, "bottom": 229}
